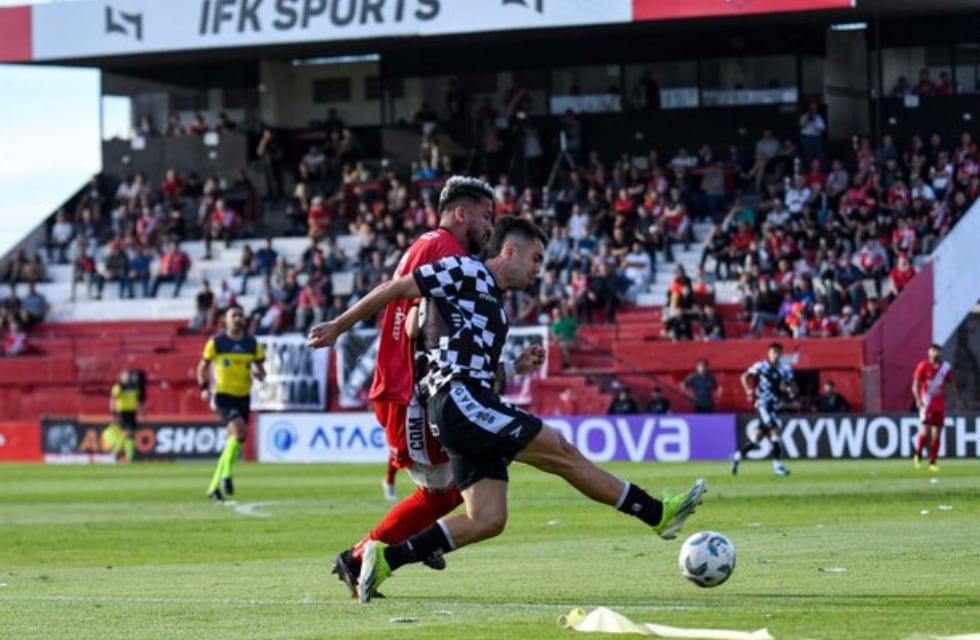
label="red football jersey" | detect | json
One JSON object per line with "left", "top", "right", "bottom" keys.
{"left": 914, "top": 360, "right": 952, "bottom": 412}
{"left": 368, "top": 228, "right": 465, "bottom": 404}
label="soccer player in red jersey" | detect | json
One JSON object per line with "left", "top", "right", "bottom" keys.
{"left": 327, "top": 176, "right": 496, "bottom": 594}
{"left": 912, "top": 344, "right": 960, "bottom": 471}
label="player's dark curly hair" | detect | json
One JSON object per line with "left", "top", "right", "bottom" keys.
{"left": 486, "top": 216, "right": 548, "bottom": 258}
{"left": 438, "top": 175, "right": 494, "bottom": 213}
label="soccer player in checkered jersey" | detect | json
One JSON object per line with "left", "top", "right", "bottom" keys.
{"left": 329, "top": 176, "right": 496, "bottom": 594}
{"left": 912, "top": 343, "right": 960, "bottom": 471}
{"left": 309, "top": 216, "right": 706, "bottom": 603}
{"left": 731, "top": 342, "right": 796, "bottom": 477}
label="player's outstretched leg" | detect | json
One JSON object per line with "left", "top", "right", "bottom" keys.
{"left": 514, "top": 426, "right": 706, "bottom": 539}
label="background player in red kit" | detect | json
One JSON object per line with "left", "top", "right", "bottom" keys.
{"left": 912, "top": 343, "right": 961, "bottom": 471}
{"left": 328, "top": 176, "right": 496, "bottom": 593}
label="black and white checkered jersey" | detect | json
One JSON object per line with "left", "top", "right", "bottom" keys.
{"left": 747, "top": 359, "right": 794, "bottom": 408}
{"left": 413, "top": 255, "right": 508, "bottom": 398}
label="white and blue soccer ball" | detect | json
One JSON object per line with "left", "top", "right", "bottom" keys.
{"left": 678, "top": 531, "right": 736, "bottom": 588}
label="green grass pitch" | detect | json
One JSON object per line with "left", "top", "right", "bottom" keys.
{"left": 1, "top": 459, "right": 978, "bottom": 639}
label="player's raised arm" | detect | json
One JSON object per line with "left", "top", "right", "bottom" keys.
{"left": 308, "top": 273, "right": 422, "bottom": 349}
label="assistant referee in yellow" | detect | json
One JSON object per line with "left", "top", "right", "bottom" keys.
{"left": 197, "top": 304, "right": 266, "bottom": 502}
{"left": 109, "top": 369, "right": 141, "bottom": 463}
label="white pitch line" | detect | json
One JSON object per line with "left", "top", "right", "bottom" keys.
{"left": 0, "top": 594, "right": 700, "bottom": 612}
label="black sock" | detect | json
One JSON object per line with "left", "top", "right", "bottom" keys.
{"left": 739, "top": 440, "right": 759, "bottom": 457}
{"left": 771, "top": 440, "right": 782, "bottom": 461}
{"left": 616, "top": 483, "right": 664, "bottom": 527}
{"left": 384, "top": 523, "right": 452, "bottom": 572}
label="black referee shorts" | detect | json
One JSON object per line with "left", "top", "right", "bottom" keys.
{"left": 213, "top": 393, "right": 251, "bottom": 424}
{"left": 428, "top": 381, "right": 543, "bottom": 491}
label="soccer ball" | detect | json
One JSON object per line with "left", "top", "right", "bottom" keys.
{"left": 678, "top": 531, "right": 736, "bottom": 588}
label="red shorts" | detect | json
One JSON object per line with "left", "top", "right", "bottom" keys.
{"left": 374, "top": 398, "right": 449, "bottom": 470}
{"left": 920, "top": 407, "right": 945, "bottom": 427}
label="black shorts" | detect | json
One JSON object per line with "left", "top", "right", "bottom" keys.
{"left": 116, "top": 411, "right": 137, "bottom": 431}
{"left": 214, "top": 393, "right": 251, "bottom": 424}
{"left": 757, "top": 404, "right": 783, "bottom": 430}
{"left": 428, "top": 381, "right": 543, "bottom": 491}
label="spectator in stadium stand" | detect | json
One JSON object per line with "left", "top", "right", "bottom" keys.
{"left": 48, "top": 209, "right": 74, "bottom": 264}
{"left": 808, "top": 303, "right": 839, "bottom": 338}
{"left": 256, "top": 128, "right": 285, "bottom": 201}
{"left": 664, "top": 281, "right": 700, "bottom": 342}
{"left": 94, "top": 241, "right": 130, "bottom": 300}
{"left": 814, "top": 380, "right": 851, "bottom": 414}
{"left": 634, "top": 69, "right": 661, "bottom": 110}
{"left": 20, "top": 282, "right": 48, "bottom": 328}
{"left": 231, "top": 244, "right": 256, "bottom": 295}
{"left": 646, "top": 387, "right": 672, "bottom": 415}
{"left": 699, "top": 304, "right": 725, "bottom": 341}
{"left": 164, "top": 114, "right": 182, "bottom": 136}
{"left": 913, "top": 68, "right": 938, "bottom": 96}
{"left": 204, "top": 198, "right": 239, "bottom": 260}
{"left": 785, "top": 175, "right": 811, "bottom": 217}
{"left": 550, "top": 305, "right": 578, "bottom": 369}
{"left": 837, "top": 305, "right": 860, "bottom": 337}
{"left": 683, "top": 359, "right": 718, "bottom": 414}
{"left": 323, "top": 295, "right": 346, "bottom": 323}
{"left": 799, "top": 100, "right": 827, "bottom": 168}
{"left": 161, "top": 207, "right": 187, "bottom": 242}
{"left": 888, "top": 253, "right": 916, "bottom": 299}
{"left": 829, "top": 251, "right": 867, "bottom": 313}
{"left": 308, "top": 195, "right": 335, "bottom": 242}
{"left": 4, "top": 316, "right": 29, "bottom": 357}
{"left": 607, "top": 385, "right": 638, "bottom": 415}
{"left": 149, "top": 240, "right": 191, "bottom": 298}
{"left": 578, "top": 259, "right": 620, "bottom": 325}
{"left": 621, "top": 240, "right": 652, "bottom": 303}
{"left": 190, "top": 280, "right": 216, "bottom": 334}
{"left": 536, "top": 269, "right": 566, "bottom": 322}
{"left": 161, "top": 168, "right": 183, "bottom": 208}
{"left": 700, "top": 222, "right": 730, "bottom": 279}
{"left": 186, "top": 113, "right": 208, "bottom": 136}
{"left": 214, "top": 279, "right": 237, "bottom": 318}
{"left": 294, "top": 278, "right": 326, "bottom": 333}
{"left": 135, "top": 206, "right": 162, "bottom": 252}
{"left": 125, "top": 245, "right": 151, "bottom": 298}
{"left": 825, "top": 159, "right": 850, "bottom": 206}
{"left": 216, "top": 112, "right": 237, "bottom": 133}
{"left": 247, "top": 292, "right": 284, "bottom": 336}
{"left": 859, "top": 297, "right": 883, "bottom": 334}
{"left": 891, "top": 75, "right": 911, "bottom": 97}
{"left": 70, "top": 244, "right": 97, "bottom": 301}
{"left": 855, "top": 236, "right": 889, "bottom": 298}
{"left": 1, "top": 248, "right": 28, "bottom": 286}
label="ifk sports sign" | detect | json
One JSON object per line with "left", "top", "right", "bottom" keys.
{"left": 41, "top": 418, "right": 227, "bottom": 463}
{"left": 6, "top": 0, "right": 853, "bottom": 62}
{"left": 24, "top": 0, "right": 629, "bottom": 61}
{"left": 738, "top": 413, "right": 980, "bottom": 460}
